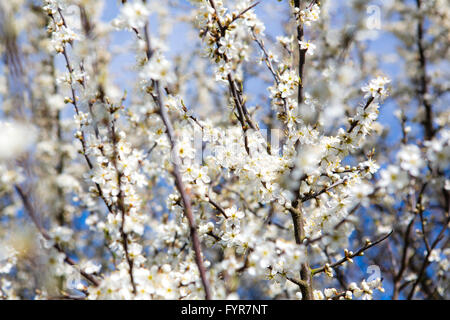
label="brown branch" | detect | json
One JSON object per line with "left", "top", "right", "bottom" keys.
{"left": 50, "top": 12, "right": 115, "bottom": 216}
{"left": 311, "top": 230, "right": 393, "bottom": 276}
{"left": 293, "top": 0, "right": 306, "bottom": 108}
{"left": 288, "top": 205, "right": 314, "bottom": 299}
{"left": 416, "top": 0, "right": 434, "bottom": 140}
{"left": 286, "top": 0, "right": 316, "bottom": 300}
{"left": 347, "top": 96, "right": 375, "bottom": 134}
{"left": 251, "top": 32, "right": 280, "bottom": 84}
{"left": 286, "top": 276, "right": 309, "bottom": 289}
{"left": 208, "top": 0, "right": 260, "bottom": 155}
{"left": 300, "top": 177, "right": 349, "bottom": 203}
{"left": 227, "top": 2, "right": 260, "bottom": 28}
{"left": 406, "top": 255, "right": 445, "bottom": 300}
{"left": 393, "top": 183, "right": 427, "bottom": 299}
{"left": 110, "top": 117, "right": 137, "bottom": 294}
{"left": 251, "top": 30, "right": 289, "bottom": 116}
{"left": 407, "top": 216, "right": 449, "bottom": 299}
{"left": 208, "top": 197, "right": 229, "bottom": 219}
{"left": 419, "top": 209, "right": 431, "bottom": 253}
{"left": 14, "top": 185, "right": 99, "bottom": 287}
{"left": 141, "top": 23, "right": 212, "bottom": 300}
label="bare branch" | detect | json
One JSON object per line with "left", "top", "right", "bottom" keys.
{"left": 311, "top": 230, "right": 393, "bottom": 276}
{"left": 15, "top": 185, "right": 99, "bottom": 287}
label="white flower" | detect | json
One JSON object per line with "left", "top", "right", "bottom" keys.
{"left": 295, "top": 144, "right": 323, "bottom": 176}
{"left": 140, "top": 51, "right": 175, "bottom": 86}
{"left": 43, "top": 0, "right": 67, "bottom": 15}
{"left": 345, "top": 290, "right": 353, "bottom": 299}
{"left": 113, "top": 1, "right": 151, "bottom": 30}
{"left": 397, "top": 144, "right": 425, "bottom": 176}
{"left": 225, "top": 206, "right": 244, "bottom": 221}
{"left": 215, "top": 61, "right": 232, "bottom": 82}
{"left": 324, "top": 288, "right": 336, "bottom": 299}
{"left": 49, "top": 226, "right": 73, "bottom": 243}
{"left": 175, "top": 139, "right": 195, "bottom": 159}
{"left": 299, "top": 4, "right": 321, "bottom": 26}
{"left": 0, "top": 121, "right": 36, "bottom": 161}
{"left": 278, "top": 82, "right": 294, "bottom": 98}
{"left": 218, "top": 32, "right": 236, "bottom": 57}
{"left": 362, "top": 76, "right": 390, "bottom": 99}
{"left": 299, "top": 41, "right": 316, "bottom": 56}
{"left": 424, "top": 131, "right": 450, "bottom": 171}
{"left": 313, "top": 290, "right": 325, "bottom": 300}
{"left": 428, "top": 249, "right": 441, "bottom": 262}
{"left": 349, "top": 182, "right": 374, "bottom": 207}
{"left": 379, "top": 165, "right": 409, "bottom": 192}
{"left": 0, "top": 245, "right": 17, "bottom": 274}
{"left": 82, "top": 261, "right": 101, "bottom": 274}
{"left": 196, "top": 166, "right": 211, "bottom": 184}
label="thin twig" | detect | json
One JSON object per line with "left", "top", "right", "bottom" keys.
{"left": 407, "top": 217, "right": 449, "bottom": 299}
{"left": 15, "top": 185, "right": 99, "bottom": 287}
{"left": 140, "top": 22, "right": 213, "bottom": 300}
{"left": 311, "top": 230, "right": 393, "bottom": 276}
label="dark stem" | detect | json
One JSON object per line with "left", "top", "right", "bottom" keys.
{"left": 142, "top": 23, "right": 212, "bottom": 299}
{"left": 416, "top": 0, "right": 434, "bottom": 140}
{"left": 15, "top": 185, "right": 99, "bottom": 287}
{"left": 294, "top": 0, "right": 306, "bottom": 108}
{"left": 289, "top": 206, "right": 314, "bottom": 299}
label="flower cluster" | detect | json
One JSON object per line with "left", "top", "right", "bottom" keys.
{"left": 112, "top": 1, "right": 151, "bottom": 30}
{"left": 361, "top": 76, "right": 391, "bottom": 100}
{"left": 299, "top": 4, "right": 321, "bottom": 26}
{"left": 313, "top": 277, "right": 384, "bottom": 300}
